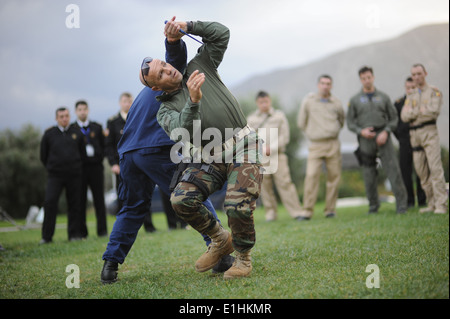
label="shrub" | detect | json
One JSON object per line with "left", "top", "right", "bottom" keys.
{"left": 0, "top": 124, "right": 46, "bottom": 218}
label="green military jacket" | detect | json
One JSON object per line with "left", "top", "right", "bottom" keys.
{"left": 156, "top": 21, "right": 247, "bottom": 147}
{"left": 347, "top": 88, "right": 398, "bottom": 136}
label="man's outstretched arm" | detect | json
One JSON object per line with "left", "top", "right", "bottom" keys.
{"left": 165, "top": 39, "right": 187, "bottom": 74}
{"left": 165, "top": 18, "right": 230, "bottom": 70}
{"left": 164, "top": 16, "right": 188, "bottom": 73}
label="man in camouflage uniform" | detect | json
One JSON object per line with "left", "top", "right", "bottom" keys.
{"left": 347, "top": 66, "right": 407, "bottom": 214}
{"left": 141, "top": 19, "right": 262, "bottom": 279}
{"left": 100, "top": 29, "right": 233, "bottom": 283}
{"left": 401, "top": 64, "right": 447, "bottom": 214}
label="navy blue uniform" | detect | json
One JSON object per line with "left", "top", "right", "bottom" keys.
{"left": 40, "top": 125, "right": 85, "bottom": 241}
{"left": 72, "top": 120, "right": 108, "bottom": 237}
{"left": 393, "top": 96, "right": 426, "bottom": 207}
{"left": 105, "top": 113, "right": 126, "bottom": 168}
{"left": 102, "top": 39, "right": 221, "bottom": 264}
{"left": 105, "top": 112, "right": 126, "bottom": 212}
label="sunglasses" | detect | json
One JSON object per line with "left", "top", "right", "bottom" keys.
{"left": 141, "top": 57, "right": 153, "bottom": 87}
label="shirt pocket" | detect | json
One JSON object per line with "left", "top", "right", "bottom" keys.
{"left": 373, "top": 101, "right": 388, "bottom": 121}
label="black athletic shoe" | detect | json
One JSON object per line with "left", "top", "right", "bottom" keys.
{"left": 212, "top": 254, "right": 235, "bottom": 274}
{"left": 39, "top": 239, "right": 52, "bottom": 245}
{"left": 101, "top": 260, "right": 118, "bottom": 284}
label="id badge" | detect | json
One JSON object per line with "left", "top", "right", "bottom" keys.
{"left": 86, "top": 144, "right": 95, "bottom": 157}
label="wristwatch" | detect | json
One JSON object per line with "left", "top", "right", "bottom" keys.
{"left": 187, "top": 21, "right": 193, "bottom": 33}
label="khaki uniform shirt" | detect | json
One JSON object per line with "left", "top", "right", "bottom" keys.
{"left": 247, "top": 108, "right": 289, "bottom": 153}
{"left": 297, "top": 92, "right": 344, "bottom": 141}
{"left": 401, "top": 83, "right": 443, "bottom": 125}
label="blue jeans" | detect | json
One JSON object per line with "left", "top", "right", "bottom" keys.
{"left": 102, "top": 147, "right": 220, "bottom": 264}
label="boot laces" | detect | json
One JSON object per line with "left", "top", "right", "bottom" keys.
{"left": 205, "top": 240, "right": 218, "bottom": 254}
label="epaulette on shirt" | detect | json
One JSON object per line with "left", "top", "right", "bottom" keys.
{"left": 108, "top": 113, "right": 120, "bottom": 122}
{"left": 431, "top": 86, "right": 441, "bottom": 97}
{"left": 89, "top": 121, "right": 101, "bottom": 128}
{"left": 45, "top": 126, "right": 55, "bottom": 133}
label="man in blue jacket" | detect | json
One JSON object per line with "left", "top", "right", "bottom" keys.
{"left": 101, "top": 20, "right": 231, "bottom": 284}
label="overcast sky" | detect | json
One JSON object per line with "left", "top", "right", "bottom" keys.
{"left": 0, "top": 0, "right": 448, "bottom": 131}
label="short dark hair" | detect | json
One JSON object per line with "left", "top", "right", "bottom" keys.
{"left": 256, "top": 91, "right": 270, "bottom": 100}
{"left": 318, "top": 74, "right": 332, "bottom": 82}
{"left": 55, "top": 107, "right": 68, "bottom": 117}
{"left": 406, "top": 76, "right": 413, "bottom": 82}
{"left": 119, "top": 92, "right": 132, "bottom": 100}
{"left": 358, "top": 66, "right": 373, "bottom": 76}
{"left": 412, "top": 63, "right": 426, "bottom": 73}
{"left": 75, "top": 100, "right": 88, "bottom": 109}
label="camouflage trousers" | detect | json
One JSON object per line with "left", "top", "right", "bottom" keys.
{"left": 170, "top": 162, "right": 263, "bottom": 253}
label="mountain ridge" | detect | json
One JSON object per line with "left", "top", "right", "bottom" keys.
{"left": 230, "top": 23, "right": 449, "bottom": 148}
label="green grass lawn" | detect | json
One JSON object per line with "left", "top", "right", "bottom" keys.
{"left": 0, "top": 202, "right": 448, "bottom": 299}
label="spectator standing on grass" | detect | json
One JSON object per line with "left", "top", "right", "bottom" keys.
{"left": 401, "top": 64, "right": 447, "bottom": 214}
{"left": 297, "top": 75, "right": 345, "bottom": 220}
{"left": 72, "top": 100, "right": 108, "bottom": 238}
{"left": 393, "top": 77, "right": 426, "bottom": 208}
{"left": 347, "top": 66, "right": 407, "bottom": 214}
{"left": 40, "top": 107, "right": 85, "bottom": 244}
{"left": 105, "top": 92, "right": 132, "bottom": 213}
{"left": 247, "top": 91, "right": 303, "bottom": 222}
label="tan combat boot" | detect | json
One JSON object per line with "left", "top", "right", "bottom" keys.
{"left": 434, "top": 207, "right": 448, "bottom": 214}
{"left": 419, "top": 206, "right": 434, "bottom": 213}
{"left": 195, "top": 222, "right": 234, "bottom": 272}
{"left": 223, "top": 251, "right": 252, "bottom": 279}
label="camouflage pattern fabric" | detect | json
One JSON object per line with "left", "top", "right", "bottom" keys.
{"left": 171, "top": 161, "right": 263, "bottom": 253}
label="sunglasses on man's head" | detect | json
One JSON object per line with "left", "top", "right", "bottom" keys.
{"left": 141, "top": 57, "right": 153, "bottom": 87}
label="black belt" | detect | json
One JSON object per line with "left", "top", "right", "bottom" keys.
{"left": 409, "top": 120, "right": 436, "bottom": 130}
{"left": 412, "top": 146, "right": 424, "bottom": 152}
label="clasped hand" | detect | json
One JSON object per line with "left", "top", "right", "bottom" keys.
{"left": 164, "top": 16, "right": 187, "bottom": 43}
{"left": 361, "top": 127, "right": 388, "bottom": 146}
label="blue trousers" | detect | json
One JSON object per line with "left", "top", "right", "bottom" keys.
{"left": 102, "top": 146, "right": 220, "bottom": 264}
